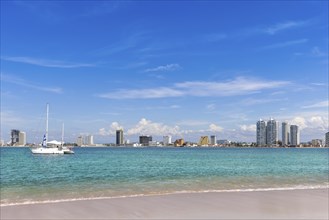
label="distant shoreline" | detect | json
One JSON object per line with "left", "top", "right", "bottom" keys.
{"left": 1, "top": 145, "right": 328, "bottom": 148}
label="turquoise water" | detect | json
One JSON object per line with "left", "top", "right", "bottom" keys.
{"left": 1, "top": 147, "right": 328, "bottom": 205}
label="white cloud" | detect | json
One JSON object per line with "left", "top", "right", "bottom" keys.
{"left": 302, "top": 100, "right": 328, "bottom": 109}
{"left": 175, "top": 77, "right": 290, "bottom": 97}
{"left": 289, "top": 117, "right": 307, "bottom": 129}
{"left": 262, "top": 39, "right": 308, "bottom": 50}
{"left": 1, "top": 56, "right": 94, "bottom": 68}
{"left": 2, "top": 74, "right": 63, "bottom": 94}
{"left": 98, "top": 87, "right": 183, "bottom": 99}
{"left": 206, "top": 104, "right": 216, "bottom": 111}
{"left": 99, "top": 122, "right": 124, "bottom": 136}
{"left": 98, "top": 77, "right": 290, "bottom": 99}
{"left": 144, "top": 64, "right": 181, "bottom": 72}
{"left": 239, "top": 124, "right": 256, "bottom": 132}
{"left": 311, "top": 47, "right": 326, "bottom": 57}
{"left": 209, "top": 123, "right": 223, "bottom": 132}
{"left": 127, "top": 118, "right": 180, "bottom": 136}
{"left": 289, "top": 115, "right": 328, "bottom": 131}
{"left": 265, "top": 21, "right": 308, "bottom": 35}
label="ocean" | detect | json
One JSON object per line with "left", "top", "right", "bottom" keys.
{"left": 1, "top": 147, "right": 328, "bottom": 206}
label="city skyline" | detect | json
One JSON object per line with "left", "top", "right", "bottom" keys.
{"left": 1, "top": 1, "right": 328, "bottom": 143}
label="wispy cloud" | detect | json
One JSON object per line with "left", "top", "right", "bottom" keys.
{"left": 93, "top": 31, "right": 150, "bottom": 56}
{"left": 143, "top": 64, "right": 181, "bottom": 73}
{"left": 311, "top": 47, "right": 327, "bottom": 57}
{"left": 2, "top": 74, "right": 63, "bottom": 94}
{"left": 98, "top": 77, "right": 290, "bottom": 99}
{"left": 98, "top": 87, "right": 183, "bottom": 99}
{"left": 262, "top": 39, "right": 308, "bottom": 50}
{"left": 265, "top": 20, "right": 309, "bottom": 35}
{"left": 1, "top": 56, "right": 94, "bottom": 68}
{"left": 302, "top": 100, "right": 329, "bottom": 109}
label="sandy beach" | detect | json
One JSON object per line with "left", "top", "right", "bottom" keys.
{"left": 1, "top": 188, "right": 328, "bottom": 219}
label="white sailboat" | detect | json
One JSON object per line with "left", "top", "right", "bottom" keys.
{"left": 61, "top": 123, "right": 74, "bottom": 154}
{"left": 30, "top": 104, "right": 73, "bottom": 154}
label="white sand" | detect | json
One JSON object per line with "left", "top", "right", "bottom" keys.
{"left": 1, "top": 188, "right": 328, "bottom": 219}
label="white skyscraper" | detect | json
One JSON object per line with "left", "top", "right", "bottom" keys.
{"left": 256, "top": 119, "right": 266, "bottom": 146}
{"left": 290, "top": 125, "right": 299, "bottom": 146}
{"left": 163, "top": 135, "right": 172, "bottom": 145}
{"left": 282, "top": 122, "right": 289, "bottom": 146}
{"left": 266, "top": 118, "right": 278, "bottom": 146}
{"left": 86, "top": 135, "right": 94, "bottom": 146}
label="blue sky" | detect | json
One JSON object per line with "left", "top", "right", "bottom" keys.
{"left": 1, "top": 1, "right": 328, "bottom": 144}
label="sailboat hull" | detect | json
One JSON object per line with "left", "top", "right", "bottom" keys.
{"left": 31, "top": 147, "right": 64, "bottom": 154}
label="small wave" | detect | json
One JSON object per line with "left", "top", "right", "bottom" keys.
{"left": 1, "top": 184, "right": 328, "bottom": 207}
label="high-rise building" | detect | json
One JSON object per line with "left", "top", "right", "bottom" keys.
{"left": 256, "top": 119, "right": 266, "bottom": 146}
{"left": 76, "top": 136, "right": 84, "bottom": 146}
{"left": 116, "top": 129, "right": 124, "bottom": 146}
{"left": 86, "top": 135, "right": 94, "bottom": 146}
{"left": 290, "top": 125, "right": 299, "bottom": 146}
{"left": 18, "top": 131, "right": 26, "bottom": 146}
{"left": 163, "top": 135, "right": 172, "bottom": 145}
{"left": 11, "top": 129, "right": 20, "bottom": 146}
{"left": 198, "top": 136, "right": 209, "bottom": 146}
{"left": 139, "top": 135, "right": 152, "bottom": 146}
{"left": 266, "top": 118, "right": 278, "bottom": 146}
{"left": 325, "top": 132, "right": 329, "bottom": 147}
{"left": 282, "top": 122, "right": 289, "bottom": 146}
{"left": 210, "top": 135, "right": 217, "bottom": 145}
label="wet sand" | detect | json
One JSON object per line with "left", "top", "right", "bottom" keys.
{"left": 1, "top": 188, "right": 328, "bottom": 219}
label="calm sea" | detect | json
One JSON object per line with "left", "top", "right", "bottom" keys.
{"left": 1, "top": 147, "right": 328, "bottom": 206}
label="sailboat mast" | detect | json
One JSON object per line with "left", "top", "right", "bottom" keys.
{"left": 61, "top": 123, "right": 64, "bottom": 147}
{"left": 46, "top": 103, "right": 49, "bottom": 144}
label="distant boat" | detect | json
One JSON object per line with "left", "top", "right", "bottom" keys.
{"left": 61, "top": 123, "right": 74, "bottom": 154}
{"left": 30, "top": 104, "right": 74, "bottom": 154}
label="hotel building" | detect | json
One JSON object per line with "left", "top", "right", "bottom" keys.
{"left": 18, "top": 132, "right": 26, "bottom": 146}
{"left": 11, "top": 129, "right": 20, "bottom": 146}
{"left": 325, "top": 132, "right": 329, "bottom": 147}
{"left": 139, "top": 135, "right": 152, "bottom": 146}
{"left": 116, "top": 129, "right": 124, "bottom": 146}
{"left": 210, "top": 135, "right": 217, "bottom": 145}
{"left": 290, "top": 125, "right": 299, "bottom": 146}
{"left": 266, "top": 118, "right": 278, "bottom": 146}
{"left": 86, "top": 135, "right": 94, "bottom": 146}
{"left": 163, "top": 135, "right": 172, "bottom": 145}
{"left": 256, "top": 119, "right": 266, "bottom": 146}
{"left": 282, "top": 122, "right": 290, "bottom": 146}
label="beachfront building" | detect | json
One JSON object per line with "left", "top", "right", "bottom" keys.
{"left": 163, "top": 135, "right": 172, "bottom": 146}
{"left": 290, "top": 125, "right": 299, "bottom": 147}
{"left": 266, "top": 118, "right": 278, "bottom": 146}
{"left": 256, "top": 119, "right": 266, "bottom": 146}
{"left": 86, "top": 135, "right": 94, "bottom": 146}
{"left": 116, "top": 129, "right": 124, "bottom": 146}
{"left": 311, "top": 139, "right": 322, "bottom": 147}
{"left": 18, "top": 132, "right": 26, "bottom": 146}
{"left": 174, "top": 139, "right": 184, "bottom": 147}
{"left": 199, "top": 136, "right": 209, "bottom": 146}
{"left": 282, "top": 122, "right": 289, "bottom": 146}
{"left": 326, "top": 132, "right": 329, "bottom": 147}
{"left": 210, "top": 135, "right": 217, "bottom": 146}
{"left": 139, "top": 135, "right": 152, "bottom": 146}
{"left": 10, "top": 129, "right": 20, "bottom": 146}
{"left": 76, "top": 136, "right": 84, "bottom": 146}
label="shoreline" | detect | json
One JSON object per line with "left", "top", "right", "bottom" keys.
{"left": 1, "top": 188, "right": 328, "bottom": 219}
{"left": 1, "top": 185, "right": 328, "bottom": 207}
